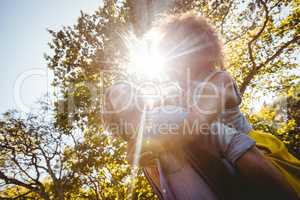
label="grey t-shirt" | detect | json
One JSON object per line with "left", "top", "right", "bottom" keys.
{"left": 145, "top": 105, "right": 255, "bottom": 165}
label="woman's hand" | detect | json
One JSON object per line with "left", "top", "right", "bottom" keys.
{"left": 126, "top": 139, "right": 163, "bottom": 167}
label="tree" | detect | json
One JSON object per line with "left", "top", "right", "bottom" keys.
{"left": 38, "top": 0, "right": 300, "bottom": 198}
{"left": 45, "top": 1, "right": 159, "bottom": 198}
{"left": 46, "top": 0, "right": 300, "bottom": 122}
{"left": 249, "top": 81, "right": 300, "bottom": 158}
{"left": 0, "top": 106, "right": 74, "bottom": 200}
{"left": 61, "top": 125, "right": 156, "bottom": 199}
{"left": 0, "top": 98, "right": 156, "bottom": 199}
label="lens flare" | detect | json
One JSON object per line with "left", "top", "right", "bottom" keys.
{"left": 123, "top": 31, "right": 166, "bottom": 80}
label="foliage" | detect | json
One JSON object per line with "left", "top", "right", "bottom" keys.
{"left": 249, "top": 82, "right": 300, "bottom": 158}
{"left": 0, "top": 105, "right": 74, "bottom": 200}
{"left": 0, "top": 102, "right": 155, "bottom": 199}
{"left": 1, "top": 0, "right": 299, "bottom": 199}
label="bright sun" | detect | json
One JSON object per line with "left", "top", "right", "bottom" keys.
{"left": 125, "top": 31, "right": 166, "bottom": 79}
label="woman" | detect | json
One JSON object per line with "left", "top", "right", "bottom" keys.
{"left": 104, "top": 13, "right": 299, "bottom": 200}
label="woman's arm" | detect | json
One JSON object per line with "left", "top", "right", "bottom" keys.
{"left": 104, "top": 82, "right": 168, "bottom": 163}
{"left": 132, "top": 72, "right": 238, "bottom": 149}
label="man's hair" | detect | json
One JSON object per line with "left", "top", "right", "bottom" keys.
{"left": 154, "top": 12, "right": 224, "bottom": 70}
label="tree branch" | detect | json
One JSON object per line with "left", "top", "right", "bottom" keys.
{"left": 258, "top": 35, "right": 300, "bottom": 68}
{"left": 247, "top": 0, "right": 269, "bottom": 69}
{"left": 0, "top": 190, "right": 32, "bottom": 200}
{"left": 0, "top": 171, "right": 39, "bottom": 193}
{"left": 240, "top": 35, "right": 300, "bottom": 95}
{"left": 270, "top": 0, "right": 284, "bottom": 11}
{"left": 219, "top": 1, "right": 234, "bottom": 35}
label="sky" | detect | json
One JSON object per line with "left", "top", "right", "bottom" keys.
{"left": 0, "top": 1, "right": 298, "bottom": 114}
{"left": 0, "top": 0, "right": 103, "bottom": 114}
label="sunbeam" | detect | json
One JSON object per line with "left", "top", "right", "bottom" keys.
{"left": 128, "top": 106, "right": 146, "bottom": 199}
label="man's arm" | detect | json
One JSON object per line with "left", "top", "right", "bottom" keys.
{"left": 236, "top": 146, "right": 299, "bottom": 200}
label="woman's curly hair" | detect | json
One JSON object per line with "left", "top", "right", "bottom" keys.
{"left": 154, "top": 12, "right": 224, "bottom": 70}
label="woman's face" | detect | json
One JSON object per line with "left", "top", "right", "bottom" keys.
{"left": 164, "top": 60, "right": 187, "bottom": 83}
{"left": 157, "top": 40, "right": 188, "bottom": 83}
{"left": 161, "top": 46, "right": 213, "bottom": 84}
